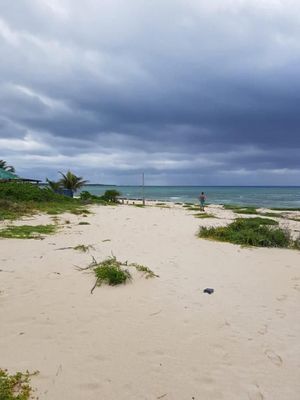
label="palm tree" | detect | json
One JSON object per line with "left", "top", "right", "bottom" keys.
{"left": 59, "top": 171, "right": 88, "bottom": 195}
{"left": 0, "top": 160, "right": 15, "bottom": 173}
{"left": 46, "top": 178, "right": 62, "bottom": 192}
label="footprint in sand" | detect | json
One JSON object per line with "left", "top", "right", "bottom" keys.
{"left": 276, "top": 308, "right": 286, "bottom": 318}
{"left": 293, "top": 284, "right": 300, "bottom": 292}
{"left": 264, "top": 349, "right": 283, "bottom": 366}
{"left": 257, "top": 324, "right": 268, "bottom": 335}
{"left": 276, "top": 294, "right": 287, "bottom": 302}
{"left": 248, "top": 390, "right": 264, "bottom": 400}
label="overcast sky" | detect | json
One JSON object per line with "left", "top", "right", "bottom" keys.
{"left": 0, "top": 0, "right": 299, "bottom": 185}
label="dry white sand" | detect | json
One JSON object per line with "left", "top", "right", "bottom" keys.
{"left": 1, "top": 204, "right": 300, "bottom": 399}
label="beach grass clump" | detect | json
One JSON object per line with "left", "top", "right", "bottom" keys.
{"left": 259, "top": 212, "right": 283, "bottom": 218}
{"left": 223, "top": 204, "right": 258, "bottom": 214}
{"left": 293, "top": 236, "right": 300, "bottom": 250}
{"left": 198, "top": 217, "right": 292, "bottom": 248}
{"left": 0, "top": 369, "right": 38, "bottom": 400}
{"left": 271, "top": 207, "right": 300, "bottom": 211}
{"left": 183, "top": 203, "right": 194, "bottom": 208}
{"left": 194, "top": 213, "right": 216, "bottom": 218}
{"left": 129, "top": 263, "right": 159, "bottom": 278}
{"left": 0, "top": 199, "right": 33, "bottom": 221}
{"left": 78, "top": 221, "right": 90, "bottom": 225}
{"left": 234, "top": 208, "right": 258, "bottom": 215}
{"left": 70, "top": 208, "right": 91, "bottom": 215}
{"left": 73, "top": 244, "right": 94, "bottom": 252}
{"left": 77, "top": 256, "right": 158, "bottom": 293}
{"left": 93, "top": 257, "right": 132, "bottom": 286}
{"left": 0, "top": 224, "right": 56, "bottom": 239}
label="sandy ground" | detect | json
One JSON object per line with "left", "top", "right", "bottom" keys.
{"left": 1, "top": 204, "right": 300, "bottom": 399}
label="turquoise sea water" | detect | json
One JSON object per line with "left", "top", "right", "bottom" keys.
{"left": 80, "top": 186, "right": 300, "bottom": 208}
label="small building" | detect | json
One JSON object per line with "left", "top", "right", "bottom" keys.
{"left": 0, "top": 168, "right": 41, "bottom": 184}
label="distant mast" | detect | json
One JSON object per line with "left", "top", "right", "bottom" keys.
{"left": 142, "top": 172, "right": 145, "bottom": 206}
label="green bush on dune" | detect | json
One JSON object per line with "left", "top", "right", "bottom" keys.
{"left": 0, "top": 183, "right": 100, "bottom": 221}
{"left": 0, "top": 182, "right": 67, "bottom": 202}
{"left": 198, "top": 217, "right": 294, "bottom": 248}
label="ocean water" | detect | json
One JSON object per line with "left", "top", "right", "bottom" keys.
{"left": 80, "top": 186, "right": 300, "bottom": 209}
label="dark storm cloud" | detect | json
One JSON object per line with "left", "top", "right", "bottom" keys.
{"left": 0, "top": 0, "right": 300, "bottom": 184}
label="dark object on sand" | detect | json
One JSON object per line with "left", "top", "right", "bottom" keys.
{"left": 203, "top": 288, "right": 214, "bottom": 294}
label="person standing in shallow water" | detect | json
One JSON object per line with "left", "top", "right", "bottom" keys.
{"left": 199, "top": 192, "right": 206, "bottom": 211}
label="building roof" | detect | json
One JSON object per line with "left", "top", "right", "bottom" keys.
{"left": 0, "top": 168, "right": 19, "bottom": 180}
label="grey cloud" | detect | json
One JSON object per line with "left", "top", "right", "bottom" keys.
{"left": 0, "top": 0, "right": 300, "bottom": 184}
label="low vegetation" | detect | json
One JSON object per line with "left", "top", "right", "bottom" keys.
{"left": 78, "top": 221, "right": 90, "bottom": 225}
{"left": 194, "top": 213, "right": 216, "bottom": 218}
{"left": 0, "top": 224, "right": 56, "bottom": 239}
{"left": 94, "top": 258, "right": 132, "bottom": 287}
{"left": 73, "top": 244, "right": 94, "bottom": 252}
{"left": 223, "top": 204, "right": 258, "bottom": 214}
{"left": 0, "top": 183, "right": 123, "bottom": 222}
{"left": 259, "top": 212, "right": 283, "bottom": 218}
{"left": 198, "top": 217, "right": 297, "bottom": 248}
{"left": 76, "top": 256, "right": 158, "bottom": 293}
{"left": 70, "top": 208, "right": 91, "bottom": 215}
{"left": 80, "top": 189, "right": 121, "bottom": 204}
{"left": 0, "top": 368, "right": 38, "bottom": 400}
{"left": 129, "top": 263, "right": 159, "bottom": 278}
{"left": 0, "top": 182, "right": 88, "bottom": 221}
{"left": 187, "top": 206, "right": 201, "bottom": 211}
{"left": 271, "top": 207, "right": 300, "bottom": 211}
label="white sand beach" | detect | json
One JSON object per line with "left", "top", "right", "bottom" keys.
{"left": 1, "top": 204, "right": 300, "bottom": 399}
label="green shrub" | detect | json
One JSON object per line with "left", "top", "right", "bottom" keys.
{"left": 79, "top": 191, "right": 94, "bottom": 200}
{"left": 94, "top": 257, "right": 131, "bottom": 286}
{"left": 198, "top": 217, "right": 292, "bottom": 248}
{"left": 0, "top": 182, "right": 69, "bottom": 202}
{"left": 0, "top": 183, "right": 92, "bottom": 220}
{"left": 79, "top": 191, "right": 108, "bottom": 205}
{"left": 100, "top": 189, "right": 121, "bottom": 203}
{"left": 0, "top": 369, "right": 38, "bottom": 400}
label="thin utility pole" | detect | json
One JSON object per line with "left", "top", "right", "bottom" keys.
{"left": 142, "top": 172, "right": 145, "bottom": 206}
